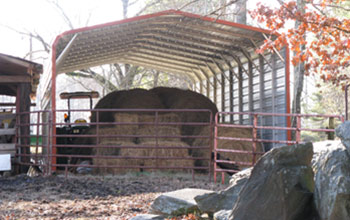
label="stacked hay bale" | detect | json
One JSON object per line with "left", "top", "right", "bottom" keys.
{"left": 137, "top": 113, "right": 182, "bottom": 142}
{"left": 90, "top": 89, "right": 193, "bottom": 173}
{"left": 192, "top": 126, "right": 265, "bottom": 169}
{"left": 151, "top": 87, "right": 218, "bottom": 147}
{"left": 87, "top": 87, "right": 261, "bottom": 175}
{"left": 92, "top": 113, "right": 140, "bottom": 174}
{"left": 137, "top": 113, "right": 193, "bottom": 171}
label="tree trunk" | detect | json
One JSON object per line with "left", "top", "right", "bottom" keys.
{"left": 291, "top": 0, "right": 305, "bottom": 140}
{"left": 153, "top": 71, "right": 160, "bottom": 87}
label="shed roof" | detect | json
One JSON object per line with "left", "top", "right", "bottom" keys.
{"left": 0, "top": 53, "right": 42, "bottom": 98}
{"left": 53, "top": 10, "right": 274, "bottom": 82}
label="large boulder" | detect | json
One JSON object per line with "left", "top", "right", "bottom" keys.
{"left": 150, "top": 188, "right": 213, "bottom": 216}
{"left": 335, "top": 121, "right": 350, "bottom": 154}
{"left": 230, "top": 143, "right": 314, "bottom": 220}
{"left": 312, "top": 140, "right": 350, "bottom": 220}
{"left": 194, "top": 168, "right": 252, "bottom": 214}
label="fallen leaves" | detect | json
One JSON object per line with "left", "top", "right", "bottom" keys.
{"left": 0, "top": 173, "right": 225, "bottom": 219}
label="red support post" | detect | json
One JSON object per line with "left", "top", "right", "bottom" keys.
{"left": 214, "top": 112, "right": 219, "bottom": 183}
{"left": 296, "top": 116, "right": 301, "bottom": 144}
{"left": 252, "top": 114, "right": 258, "bottom": 165}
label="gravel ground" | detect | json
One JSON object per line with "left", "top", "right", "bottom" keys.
{"left": 0, "top": 171, "right": 227, "bottom": 220}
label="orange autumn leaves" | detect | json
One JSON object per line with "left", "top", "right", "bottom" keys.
{"left": 250, "top": 0, "right": 350, "bottom": 85}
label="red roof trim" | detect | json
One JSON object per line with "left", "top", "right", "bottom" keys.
{"left": 52, "top": 10, "right": 273, "bottom": 49}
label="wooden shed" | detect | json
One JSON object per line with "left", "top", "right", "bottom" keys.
{"left": 0, "top": 53, "right": 42, "bottom": 172}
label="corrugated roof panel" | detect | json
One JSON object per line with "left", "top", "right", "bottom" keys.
{"left": 54, "top": 10, "right": 274, "bottom": 81}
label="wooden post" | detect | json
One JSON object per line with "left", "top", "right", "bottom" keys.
{"left": 18, "top": 83, "right": 31, "bottom": 173}
{"left": 328, "top": 117, "right": 335, "bottom": 140}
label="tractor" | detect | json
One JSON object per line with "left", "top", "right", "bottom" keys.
{"left": 56, "top": 91, "right": 99, "bottom": 167}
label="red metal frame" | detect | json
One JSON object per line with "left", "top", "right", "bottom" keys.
{"left": 50, "top": 10, "right": 289, "bottom": 173}
{"left": 15, "top": 110, "right": 51, "bottom": 175}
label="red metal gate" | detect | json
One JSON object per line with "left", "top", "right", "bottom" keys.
{"left": 14, "top": 109, "right": 345, "bottom": 182}
{"left": 16, "top": 109, "right": 213, "bottom": 180}
{"left": 213, "top": 112, "right": 345, "bottom": 183}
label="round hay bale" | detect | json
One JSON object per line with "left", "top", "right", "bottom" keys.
{"left": 141, "top": 141, "right": 193, "bottom": 172}
{"left": 117, "top": 88, "right": 164, "bottom": 110}
{"left": 150, "top": 87, "right": 185, "bottom": 108}
{"left": 137, "top": 113, "right": 182, "bottom": 142}
{"left": 91, "top": 90, "right": 127, "bottom": 123}
{"left": 91, "top": 88, "right": 164, "bottom": 123}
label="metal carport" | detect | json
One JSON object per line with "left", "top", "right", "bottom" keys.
{"left": 45, "top": 9, "right": 290, "bottom": 155}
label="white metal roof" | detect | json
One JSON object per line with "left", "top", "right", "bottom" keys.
{"left": 53, "top": 10, "right": 273, "bottom": 82}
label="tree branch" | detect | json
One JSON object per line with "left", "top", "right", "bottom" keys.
{"left": 0, "top": 24, "right": 51, "bottom": 53}
{"left": 66, "top": 69, "right": 117, "bottom": 92}
{"left": 135, "top": 0, "right": 163, "bottom": 16}
{"left": 47, "top": 0, "right": 74, "bottom": 29}
{"left": 206, "top": 0, "right": 238, "bottom": 18}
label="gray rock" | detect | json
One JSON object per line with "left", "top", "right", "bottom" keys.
{"left": 229, "top": 168, "right": 252, "bottom": 186}
{"left": 230, "top": 143, "right": 314, "bottom": 220}
{"left": 195, "top": 168, "right": 251, "bottom": 214}
{"left": 130, "top": 214, "right": 164, "bottom": 220}
{"left": 150, "top": 188, "right": 213, "bottom": 216}
{"left": 214, "top": 210, "right": 232, "bottom": 220}
{"left": 335, "top": 121, "right": 350, "bottom": 145}
{"left": 313, "top": 140, "right": 350, "bottom": 220}
{"left": 335, "top": 121, "right": 350, "bottom": 154}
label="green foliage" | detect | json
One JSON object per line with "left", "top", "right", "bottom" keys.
{"left": 301, "top": 81, "right": 345, "bottom": 142}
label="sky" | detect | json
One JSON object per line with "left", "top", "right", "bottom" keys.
{"left": 0, "top": 0, "right": 279, "bottom": 61}
{"left": 0, "top": 0, "right": 128, "bottom": 60}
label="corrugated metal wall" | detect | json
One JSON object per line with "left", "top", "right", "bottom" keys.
{"left": 197, "top": 50, "right": 288, "bottom": 150}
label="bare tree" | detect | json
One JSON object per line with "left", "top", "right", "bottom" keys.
{"left": 4, "top": 0, "right": 245, "bottom": 95}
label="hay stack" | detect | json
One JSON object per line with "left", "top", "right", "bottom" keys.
{"left": 151, "top": 87, "right": 218, "bottom": 146}
{"left": 137, "top": 113, "right": 182, "bottom": 142}
{"left": 141, "top": 141, "right": 193, "bottom": 171}
{"left": 150, "top": 87, "right": 185, "bottom": 108}
{"left": 117, "top": 89, "right": 164, "bottom": 110}
{"left": 93, "top": 141, "right": 147, "bottom": 174}
{"left": 90, "top": 90, "right": 127, "bottom": 123}
{"left": 192, "top": 126, "right": 265, "bottom": 169}
{"left": 92, "top": 140, "right": 193, "bottom": 174}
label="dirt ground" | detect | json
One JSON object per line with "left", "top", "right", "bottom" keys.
{"left": 0, "top": 171, "right": 228, "bottom": 220}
